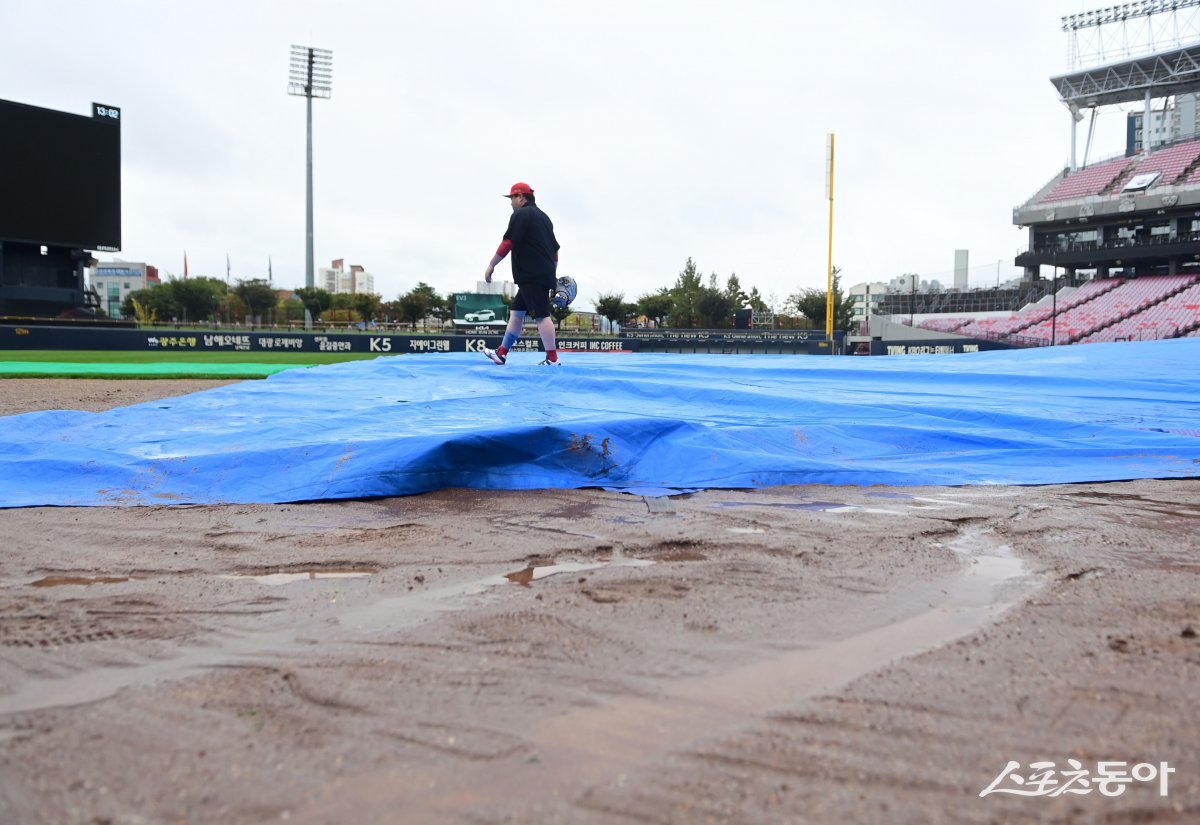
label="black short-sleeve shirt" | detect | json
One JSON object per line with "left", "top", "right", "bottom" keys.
{"left": 504, "top": 203, "right": 560, "bottom": 288}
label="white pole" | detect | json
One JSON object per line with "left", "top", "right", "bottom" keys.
{"left": 1145, "top": 88, "right": 1153, "bottom": 150}
{"left": 305, "top": 90, "right": 314, "bottom": 290}
{"left": 1070, "top": 113, "right": 1078, "bottom": 171}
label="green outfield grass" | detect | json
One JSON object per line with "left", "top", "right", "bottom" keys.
{"left": 0, "top": 350, "right": 387, "bottom": 379}
{"left": 0, "top": 350, "right": 384, "bottom": 365}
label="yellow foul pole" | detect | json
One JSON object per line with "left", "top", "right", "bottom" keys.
{"left": 825, "top": 133, "right": 835, "bottom": 342}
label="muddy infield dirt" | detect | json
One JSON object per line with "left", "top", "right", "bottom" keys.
{"left": 0, "top": 378, "right": 1196, "bottom": 825}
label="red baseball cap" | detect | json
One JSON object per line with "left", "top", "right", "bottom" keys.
{"left": 505, "top": 182, "right": 533, "bottom": 198}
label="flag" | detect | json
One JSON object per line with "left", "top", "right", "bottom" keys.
{"left": 183, "top": 252, "right": 188, "bottom": 279}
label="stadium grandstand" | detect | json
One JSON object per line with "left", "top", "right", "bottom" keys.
{"left": 948, "top": 273, "right": 1200, "bottom": 345}
{"left": 873, "top": 283, "right": 1056, "bottom": 317}
{"left": 874, "top": 0, "right": 1200, "bottom": 348}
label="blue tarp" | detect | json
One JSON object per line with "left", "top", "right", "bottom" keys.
{"left": 1, "top": 339, "right": 1198, "bottom": 507}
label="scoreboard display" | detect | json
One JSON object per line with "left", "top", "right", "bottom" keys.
{"left": 0, "top": 98, "right": 121, "bottom": 251}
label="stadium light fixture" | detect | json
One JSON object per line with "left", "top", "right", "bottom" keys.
{"left": 288, "top": 45, "right": 333, "bottom": 291}
{"left": 1062, "top": 0, "right": 1200, "bottom": 31}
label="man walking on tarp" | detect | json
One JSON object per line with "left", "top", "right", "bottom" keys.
{"left": 483, "top": 182, "right": 561, "bottom": 366}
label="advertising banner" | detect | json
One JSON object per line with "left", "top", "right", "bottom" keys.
{"left": 0, "top": 324, "right": 640, "bottom": 355}
{"left": 452, "top": 293, "right": 507, "bottom": 331}
{"left": 1, "top": 324, "right": 1012, "bottom": 356}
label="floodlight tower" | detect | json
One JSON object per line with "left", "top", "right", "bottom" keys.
{"left": 1063, "top": 0, "right": 1200, "bottom": 71}
{"left": 1059, "top": 0, "right": 1200, "bottom": 168}
{"left": 288, "top": 45, "right": 333, "bottom": 290}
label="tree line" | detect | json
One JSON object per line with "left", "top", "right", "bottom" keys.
{"left": 122, "top": 277, "right": 453, "bottom": 329}
{"left": 593, "top": 257, "right": 855, "bottom": 330}
{"left": 119, "top": 257, "right": 855, "bottom": 331}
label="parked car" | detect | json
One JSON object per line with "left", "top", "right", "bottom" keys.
{"left": 464, "top": 309, "right": 496, "bottom": 322}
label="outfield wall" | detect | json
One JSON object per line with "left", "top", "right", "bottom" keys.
{"left": 0, "top": 324, "right": 1001, "bottom": 356}
{"left": 0, "top": 325, "right": 633, "bottom": 355}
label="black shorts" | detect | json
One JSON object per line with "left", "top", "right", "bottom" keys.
{"left": 510, "top": 284, "right": 552, "bottom": 319}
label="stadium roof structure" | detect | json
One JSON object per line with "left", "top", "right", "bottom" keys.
{"left": 1006, "top": 2, "right": 1200, "bottom": 280}
{"left": 1051, "top": 43, "right": 1200, "bottom": 108}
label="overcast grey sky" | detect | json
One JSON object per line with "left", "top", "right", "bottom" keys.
{"left": 3, "top": 1, "right": 1136, "bottom": 307}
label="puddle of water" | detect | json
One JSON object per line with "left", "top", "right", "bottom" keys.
{"left": 937, "top": 528, "right": 1028, "bottom": 608}
{"left": 726, "top": 527, "right": 766, "bottom": 534}
{"left": 906, "top": 496, "right": 976, "bottom": 511}
{"left": 711, "top": 494, "right": 973, "bottom": 518}
{"left": 335, "top": 528, "right": 1039, "bottom": 820}
{"left": 338, "top": 555, "right": 656, "bottom": 631}
{"left": 219, "top": 570, "right": 374, "bottom": 587}
{"left": 2, "top": 556, "right": 658, "bottom": 717}
{"left": 0, "top": 516, "right": 1036, "bottom": 797}
{"left": 30, "top": 576, "right": 131, "bottom": 588}
{"left": 714, "top": 500, "right": 852, "bottom": 512}
{"left": 504, "top": 558, "right": 654, "bottom": 587}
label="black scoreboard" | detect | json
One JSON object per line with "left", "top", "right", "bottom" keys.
{"left": 0, "top": 99, "right": 121, "bottom": 251}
